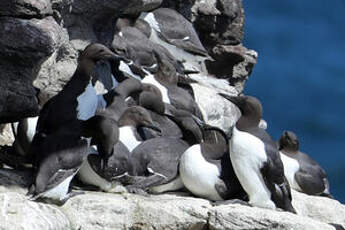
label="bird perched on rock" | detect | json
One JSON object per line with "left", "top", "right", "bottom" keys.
{"left": 219, "top": 94, "right": 296, "bottom": 213}
{"left": 28, "top": 43, "right": 123, "bottom": 203}
{"left": 140, "top": 8, "right": 212, "bottom": 73}
{"left": 278, "top": 130, "right": 332, "bottom": 198}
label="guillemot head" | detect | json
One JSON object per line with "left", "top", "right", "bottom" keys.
{"left": 219, "top": 94, "right": 263, "bottom": 130}
{"left": 153, "top": 51, "right": 178, "bottom": 85}
{"left": 78, "top": 43, "right": 123, "bottom": 78}
{"left": 278, "top": 130, "right": 299, "bottom": 153}
{"left": 119, "top": 106, "right": 161, "bottom": 133}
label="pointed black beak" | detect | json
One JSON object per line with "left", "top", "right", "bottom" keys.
{"left": 218, "top": 93, "right": 242, "bottom": 106}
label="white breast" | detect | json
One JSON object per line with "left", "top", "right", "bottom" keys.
{"left": 77, "top": 146, "right": 112, "bottom": 191}
{"left": 230, "top": 127, "right": 275, "bottom": 209}
{"left": 142, "top": 74, "right": 171, "bottom": 104}
{"left": 26, "top": 116, "right": 38, "bottom": 143}
{"left": 280, "top": 152, "right": 301, "bottom": 191}
{"left": 179, "top": 144, "right": 223, "bottom": 201}
{"left": 119, "top": 126, "right": 141, "bottom": 152}
{"left": 77, "top": 82, "right": 98, "bottom": 120}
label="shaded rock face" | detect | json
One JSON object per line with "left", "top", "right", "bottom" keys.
{"left": 0, "top": 16, "right": 65, "bottom": 123}
{"left": 0, "top": 0, "right": 253, "bottom": 123}
{"left": 162, "top": 0, "right": 244, "bottom": 47}
{"left": 161, "top": 0, "right": 255, "bottom": 89}
{"left": 0, "top": 0, "right": 165, "bottom": 123}
{"left": 0, "top": 0, "right": 53, "bottom": 19}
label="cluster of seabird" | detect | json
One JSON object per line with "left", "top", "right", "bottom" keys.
{"left": 2, "top": 8, "right": 331, "bottom": 212}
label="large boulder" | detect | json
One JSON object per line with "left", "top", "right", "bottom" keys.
{"left": 0, "top": 16, "right": 67, "bottom": 123}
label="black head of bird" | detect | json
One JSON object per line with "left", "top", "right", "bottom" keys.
{"left": 278, "top": 130, "right": 300, "bottom": 153}
{"left": 119, "top": 106, "right": 161, "bottom": 133}
{"left": 219, "top": 94, "right": 263, "bottom": 130}
{"left": 78, "top": 43, "right": 122, "bottom": 76}
{"left": 153, "top": 51, "right": 178, "bottom": 85}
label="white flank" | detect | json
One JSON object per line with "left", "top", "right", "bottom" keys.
{"left": 150, "top": 176, "right": 184, "bottom": 193}
{"left": 230, "top": 127, "right": 276, "bottom": 209}
{"left": 280, "top": 152, "right": 302, "bottom": 191}
{"left": 142, "top": 74, "right": 171, "bottom": 104}
{"left": 76, "top": 81, "right": 98, "bottom": 120}
{"left": 180, "top": 144, "right": 223, "bottom": 201}
{"left": 97, "top": 95, "right": 107, "bottom": 110}
{"left": 26, "top": 116, "right": 39, "bottom": 143}
{"left": 119, "top": 126, "right": 141, "bottom": 152}
{"left": 119, "top": 61, "right": 142, "bottom": 80}
{"left": 78, "top": 146, "right": 112, "bottom": 191}
{"left": 43, "top": 172, "right": 76, "bottom": 201}
{"left": 141, "top": 12, "right": 161, "bottom": 33}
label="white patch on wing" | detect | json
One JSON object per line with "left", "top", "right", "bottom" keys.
{"left": 77, "top": 81, "right": 98, "bottom": 120}
{"left": 141, "top": 12, "right": 161, "bottom": 33}
{"left": 142, "top": 74, "right": 171, "bottom": 104}
{"left": 26, "top": 116, "right": 38, "bottom": 143}
{"left": 150, "top": 176, "right": 184, "bottom": 193}
{"left": 179, "top": 144, "right": 223, "bottom": 201}
{"left": 145, "top": 21, "right": 206, "bottom": 72}
{"left": 43, "top": 172, "right": 76, "bottom": 201}
{"left": 230, "top": 127, "right": 275, "bottom": 209}
{"left": 119, "top": 61, "right": 142, "bottom": 80}
{"left": 280, "top": 152, "right": 302, "bottom": 191}
{"left": 147, "top": 167, "right": 168, "bottom": 180}
{"left": 119, "top": 126, "right": 141, "bottom": 152}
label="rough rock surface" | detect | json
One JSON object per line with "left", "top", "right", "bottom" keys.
{"left": 191, "top": 81, "right": 239, "bottom": 131}
{"left": 0, "top": 0, "right": 53, "bottom": 19}
{"left": 0, "top": 170, "right": 343, "bottom": 230}
{"left": 0, "top": 16, "right": 66, "bottom": 122}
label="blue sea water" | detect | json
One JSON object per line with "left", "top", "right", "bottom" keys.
{"left": 243, "top": 1, "right": 345, "bottom": 202}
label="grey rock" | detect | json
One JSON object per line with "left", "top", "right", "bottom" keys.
{"left": 62, "top": 192, "right": 210, "bottom": 230}
{"left": 209, "top": 203, "right": 335, "bottom": 230}
{"left": 162, "top": 0, "right": 244, "bottom": 47}
{"left": 192, "top": 0, "right": 244, "bottom": 47}
{"left": 0, "top": 124, "right": 14, "bottom": 146}
{"left": 0, "top": 16, "right": 66, "bottom": 123}
{"left": 62, "top": 0, "right": 134, "bottom": 49}
{"left": 0, "top": 192, "right": 71, "bottom": 230}
{"left": 0, "top": 170, "right": 344, "bottom": 230}
{"left": 35, "top": 29, "right": 78, "bottom": 95}
{"left": 0, "top": 0, "right": 53, "bottom": 19}
{"left": 191, "top": 82, "right": 239, "bottom": 132}
{"left": 206, "top": 44, "right": 258, "bottom": 92}
{"left": 124, "top": 0, "right": 163, "bottom": 15}
{"left": 292, "top": 190, "right": 345, "bottom": 228}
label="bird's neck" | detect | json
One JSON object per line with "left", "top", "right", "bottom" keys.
{"left": 118, "top": 117, "right": 136, "bottom": 128}
{"left": 235, "top": 115, "right": 260, "bottom": 132}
